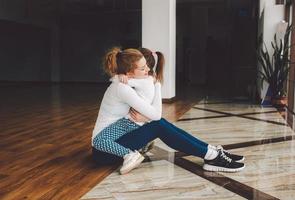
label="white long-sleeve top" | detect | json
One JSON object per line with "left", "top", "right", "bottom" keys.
{"left": 127, "top": 76, "right": 155, "bottom": 103}
{"left": 127, "top": 76, "right": 155, "bottom": 125}
{"left": 112, "top": 76, "right": 155, "bottom": 125}
{"left": 92, "top": 79, "right": 162, "bottom": 143}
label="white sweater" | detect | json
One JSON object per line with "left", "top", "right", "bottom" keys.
{"left": 112, "top": 76, "right": 155, "bottom": 125}
{"left": 128, "top": 76, "right": 155, "bottom": 103}
{"left": 92, "top": 79, "right": 162, "bottom": 143}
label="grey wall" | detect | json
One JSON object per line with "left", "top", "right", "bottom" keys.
{"left": 0, "top": 20, "right": 51, "bottom": 81}
{"left": 0, "top": 0, "right": 26, "bottom": 22}
{"left": 60, "top": 12, "right": 141, "bottom": 82}
{"left": 0, "top": 1, "right": 141, "bottom": 82}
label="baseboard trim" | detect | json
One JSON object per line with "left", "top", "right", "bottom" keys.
{"left": 162, "top": 96, "right": 176, "bottom": 103}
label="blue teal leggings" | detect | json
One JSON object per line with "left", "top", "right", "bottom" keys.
{"left": 92, "top": 118, "right": 209, "bottom": 165}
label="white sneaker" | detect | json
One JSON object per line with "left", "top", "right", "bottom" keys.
{"left": 120, "top": 150, "right": 144, "bottom": 175}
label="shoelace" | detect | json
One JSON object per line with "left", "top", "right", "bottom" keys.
{"left": 217, "top": 145, "right": 232, "bottom": 156}
{"left": 220, "top": 151, "right": 232, "bottom": 163}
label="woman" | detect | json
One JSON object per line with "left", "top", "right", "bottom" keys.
{"left": 92, "top": 47, "right": 245, "bottom": 174}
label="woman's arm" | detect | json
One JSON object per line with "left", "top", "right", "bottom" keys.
{"left": 117, "top": 82, "right": 162, "bottom": 120}
{"left": 129, "top": 108, "right": 150, "bottom": 123}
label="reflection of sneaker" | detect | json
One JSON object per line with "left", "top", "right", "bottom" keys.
{"left": 203, "top": 150, "right": 245, "bottom": 172}
{"left": 139, "top": 141, "right": 155, "bottom": 154}
{"left": 216, "top": 145, "right": 244, "bottom": 162}
{"left": 120, "top": 150, "right": 144, "bottom": 175}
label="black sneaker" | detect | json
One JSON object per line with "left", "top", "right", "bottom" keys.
{"left": 216, "top": 145, "right": 244, "bottom": 162}
{"left": 203, "top": 150, "right": 245, "bottom": 172}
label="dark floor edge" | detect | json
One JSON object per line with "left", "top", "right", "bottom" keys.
{"left": 223, "top": 135, "right": 295, "bottom": 150}
{"left": 194, "top": 101, "right": 234, "bottom": 105}
{"left": 173, "top": 157, "right": 279, "bottom": 200}
{"left": 192, "top": 106, "right": 288, "bottom": 126}
{"left": 177, "top": 110, "right": 279, "bottom": 122}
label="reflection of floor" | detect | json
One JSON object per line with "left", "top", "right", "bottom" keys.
{"left": 81, "top": 160, "right": 244, "bottom": 200}
{"left": 81, "top": 101, "right": 295, "bottom": 200}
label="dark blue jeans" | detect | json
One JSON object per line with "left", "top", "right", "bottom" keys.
{"left": 92, "top": 118, "right": 209, "bottom": 165}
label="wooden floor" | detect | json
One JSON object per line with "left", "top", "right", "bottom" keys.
{"left": 0, "top": 82, "right": 204, "bottom": 200}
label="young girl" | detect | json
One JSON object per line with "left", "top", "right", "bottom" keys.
{"left": 113, "top": 48, "right": 164, "bottom": 153}
{"left": 109, "top": 48, "right": 164, "bottom": 113}
{"left": 92, "top": 47, "right": 245, "bottom": 175}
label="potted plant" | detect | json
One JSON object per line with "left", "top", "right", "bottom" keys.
{"left": 257, "top": 24, "right": 292, "bottom": 107}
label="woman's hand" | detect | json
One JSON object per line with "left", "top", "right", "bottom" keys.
{"left": 152, "top": 72, "right": 158, "bottom": 84}
{"left": 129, "top": 108, "right": 150, "bottom": 123}
{"left": 118, "top": 74, "right": 129, "bottom": 84}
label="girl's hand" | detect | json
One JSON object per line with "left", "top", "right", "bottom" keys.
{"left": 118, "top": 74, "right": 129, "bottom": 84}
{"left": 129, "top": 108, "right": 150, "bottom": 123}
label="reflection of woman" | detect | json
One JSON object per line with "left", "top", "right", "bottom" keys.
{"left": 92, "top": 47, "right": 245, "bottom": 175}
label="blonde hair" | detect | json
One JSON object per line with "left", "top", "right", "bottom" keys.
{"left": 103, "top": 47, "right": 143, "bottom": 77}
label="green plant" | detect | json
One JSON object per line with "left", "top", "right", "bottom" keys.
{"left": 257, "top": 25, "right": 292, "bottom": 99}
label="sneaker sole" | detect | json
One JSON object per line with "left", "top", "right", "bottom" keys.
{"left": 120, "top": 156, "right": 145, "bottom": 175}
{"left": 203, "top": 164, "right": 245, "bottom": 172}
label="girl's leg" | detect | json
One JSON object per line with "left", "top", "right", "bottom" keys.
{"left": 158, "top": 118, "right": 209, "bottom": 147}
{"left": 108, "top": 118, "right": 244, "bottom": 173}
{"left": 116, "top": 118, "right": 208, "bottom": 158}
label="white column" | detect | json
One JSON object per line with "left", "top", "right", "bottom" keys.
{"left": 258, "top": 0, "right": 285, "bottom": 99}
{"left": 142, "top": 0, "right": 176, "bottom": 99}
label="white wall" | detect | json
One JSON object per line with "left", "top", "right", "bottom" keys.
{"left": 261, "top": 0, "right": 285, "bottom": 51}
{"left": 142, "top": 0, "right": 176, "bottom": 99}
{"left": 259, "top": 0, "right": 285, "bottom": 99}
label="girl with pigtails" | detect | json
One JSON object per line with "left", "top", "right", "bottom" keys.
{"left": 92, "top": 47, "right": 245, "bottom": 175}
{"left": 114, "top": 48, "right": 165, "bottom": 154}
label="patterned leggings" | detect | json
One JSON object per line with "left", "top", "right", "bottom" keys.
{"left": 93, "top": 118, "right": 140, "bottom": 157}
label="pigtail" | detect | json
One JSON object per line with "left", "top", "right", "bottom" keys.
{"left": 138, "top": 47, "right": 165, "bottom": 83}
{"left": 155, "top": 51, "right": 165, "bottom": 83}
{"left": 103, "top": 47, "right": 121, "bottom": 77}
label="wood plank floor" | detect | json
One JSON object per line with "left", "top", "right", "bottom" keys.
{"left": 0, "top": 83, "right": 203, "bottom": 200}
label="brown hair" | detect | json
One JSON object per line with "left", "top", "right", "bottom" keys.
{"left": 103, "top": 47, "right": 143, "bottom": 77}
{"left": 138, "top": 48, "right": 165, "bottom": 83}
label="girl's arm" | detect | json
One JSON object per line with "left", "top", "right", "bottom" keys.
{"left": 127, "top": 76, "right": 154, "bottom": 88}
{"left": 117, "top": 82, "right": 162, "bottom": 120}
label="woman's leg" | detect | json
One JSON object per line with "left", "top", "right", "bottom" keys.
{"left": 92, "top": 147, "right": 122, "bottom": 165}
{"left": 92, "top": 118, "right": 140, "bottom": 157}
{"left": 116, "top": 118, "right": 208, "bottom": 158}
